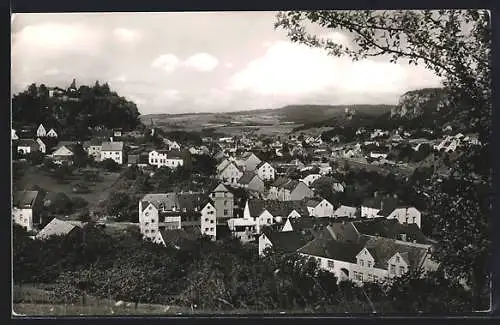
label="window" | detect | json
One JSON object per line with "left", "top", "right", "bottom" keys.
{"left": 145, "top": 212, "right": 149, "bottom": 216}
{"left": 224, "top": 200, "right": 228, "bottom": 206}
{"left": 354, "top": 271, "right": 363, "bottom": 281}
{"left": 205, "top": 228, "right": 209, "bottom": 232}
{"left": 390, "top": 264, "right": 396, "bottom": 275}
{"left": 373, "top": 275, "right": 378, "bottom": 282}
{"left": 359, "top": 259, "right": 364, "bottom": 267}
{"left": 224, "top": 209, "right": 228, "bottom": 215}
{"left": 399, "top": 266, "right": 405, "bottom": 275}
{"left": 327, "top": 260, "right": 334, "bottom": 269}
{"left": 367, "top": 261, "right": 372, "bottom": 268}
{"left": 210, "top": 227, "right": 214, "bottom": 231}
{"left": 267, "top": 219, "right": 271, "bottom": 224}
{"left": 151, "top": 229, "right": 155, "bottom": 233}
{"left": 210, "top": 220, "right": 214, "bottom": 224}
{"left": 368, "top": 274, "right": 373, "bottom": 281}
{"left": 412, "top": 216, "right": 416, "bottom": 223}
{"left": 151, "top": 219, "right": 155, "bottom": 223}
{"left": 396, "top": 256, "right": 400, "bottom": 263}
{"left": 145, "top": 222, "right": 149, "bottom": 226}
{"left": 145, "top": 229, "right": 149, "bottom": 233}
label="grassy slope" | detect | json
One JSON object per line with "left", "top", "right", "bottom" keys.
{"left": 13, "top": 165, "right": 121, "bottom": 211}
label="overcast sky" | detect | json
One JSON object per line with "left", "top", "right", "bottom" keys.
{"left": 11, "top": 12, "right": 443, "bottom": 115}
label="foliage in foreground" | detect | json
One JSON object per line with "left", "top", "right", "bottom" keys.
{"left": 13, "top": 225, "right": 482, "bottom": 313}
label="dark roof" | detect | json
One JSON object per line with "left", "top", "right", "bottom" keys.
{"left": 13, "top": 190, "right": 42, "bottom": 208}
{"left": 363, "top": 236, "right": 429, "bottom": 271}
{"left": 362, "top": 196, "right": 383, "bottom": 209}
{"left": 283, "top": 180, "right": 300, "bottom": 191}
{"left": 216, "top": 224, "right": 231, "bottom": 240}
{"left": 298, "top": 231, "right": 367, "bottom": 263}
{"left": 353, "top": 219, "right": 430, "bottom": 245}
{"left": 238, "top": 171, "right": 258, "bottom": 185}
{"left": 272, "top": 176, "right": 291, "bottom": 188}
{"left": 159, "top": 229, "right": 198, "bottom": 249}
{"left": 17, "top": 139, "right": 36, "bottom": 147}
{"left": 101, "top": 141, "right": 124, "bottom": 151}
{"left": 256, "top": 161, "right": 270, "bottom": 169}
{"left": 248, "top": 199, "right": 309, "bottom": 218}
{"left": 265, "top": 231, "right": 310, "bottom": 253}
{"left": 377, "top": 197, "right": 401, "bottom": 217}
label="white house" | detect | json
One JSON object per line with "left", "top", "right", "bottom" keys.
{"left": 17, "top": 139, "right": 40, "bottom": 155}
{"left": 200, "top": 201, "right": 217, "bottom": 240}
{"left": 12, "top": 190, "right": 44, "bottom": 232}
{"left": 218, "top": 161, "right": 243, "bottom": 185}
{"left": 281, "top": 218, "right": 293, "bottom": 232}
{"left": 333, "top": 205, "right": 357, "bottom": 218}
{"left": 433, "top": 135, "right": 461, "bottom": 153}
{"left": 227, "top": 217, "right": 257, "bottom": 243}
{"left": 51, "top": 145, "right": 74, "bottom": 165}
{"left": 309, "top": 199, "right": 335, "bottom": 218}
{"left": 148, "top": 150, "right": 184, "bottom": 169}
{"left": 256, "top": 161, "right": 275, "bottom": 181}
{"left": 47, "top": 128, "right": 58, "bottom": 138}
{"left": 100, "top": 141, "right": 124, "bottom": 165}
{"left": 36, "top": 124, "right": 47, "bottom": 137}
{"left": 383, "top": 207, "right": 422, "bottom": 229}
{"left": 301, "top": 174, "right": 322, "bottom": 187}
{"left": 369, "top": 152, "right": 388, "bottom": 159}
{"left": 298, "top": 225, "right": 437, "bottom": 285}
{"left": 36, "top": 138, "right": 46, "bottom": 154}
{"left": 12, "top": 129, "right": 19, "bottom": 141}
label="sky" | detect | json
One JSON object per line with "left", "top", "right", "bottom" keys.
{"left": 11, "top": 12, "right": 443, "bottom": 115}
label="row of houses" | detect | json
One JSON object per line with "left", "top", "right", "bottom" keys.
{"left": 258, "top": 219, "right": 438, "bottom": 285}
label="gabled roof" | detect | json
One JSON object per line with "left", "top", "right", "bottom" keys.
{"left": 101, "top": 141, "right": 124, "bottom": 151}
{"left": 283, "top": 180, "right": 300, "bottom": 191}
{"left": 52, "top": 145, "right": 74, "bottom": 157}
{"left": 141, "top": 193, "right": 177, "bottom": 210}
{"left": 177, "top": 192, "right": 206, "bottom": 211}
{"left": 248, "top": 199, "right": 310, "bottom": 218}
{"left": 13, "top": 190, "right": 42, "bottom": 208}
{"left": 271, "top": 176, "right": 291, "bottom": 188}
{"left": 36, "top": 218, "right": 81, "bottom": 240}
{"left": 238, "top": 171, "right": 259, "bottom": 185}
{"left": 211, "top": 182, "right": 230, "bottom": 193}
{"left": 298, "top": 231, "right": 367, "bottom": 263}
{"left": 310, "top": 176, "right": 342, "bottom": 189}
{"left": 363, "top": 236, "right": 430, "bottom": 271}
{"left": 256, "top": 161, "right": 272, "bottom": 169}
{"left": 264, "top": 231, "right": 310, "bottom": 253}
{"left": 305, "top": 199, "right": 321, "bottom": 208}
{"left": 159, "top": 229, "right": 198, "bottom": 249}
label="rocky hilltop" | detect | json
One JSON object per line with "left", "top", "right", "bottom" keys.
{"left": 391, "top": 88, "right": 450, "bottom": 119}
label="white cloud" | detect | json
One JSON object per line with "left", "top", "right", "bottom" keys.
{"left": 228, "top": 40, "right": 442, "bottom": 101}
{"left": 12, "top": 22, "right": 103, "bottom": 58}
{"left": 262, "top": 41, "right": 272, "bottom": 48}
{"left": 113, "top": 28, "right": 142, "bottom": 43}
{"left": 225, "top": 62, "right": 234, "bottom": 68}
{"left": 183, "top": 53, "right": 219, "bottom": 72}
{"left": 151, "top": 54, "right": 180, "bottom": 73}
{"left": 162, "top": 89, "right": 181, "bottom": 101}
{"left": 44, "top": 68, "right": 60, "bottom": 76}
{"left": 112, "top": 75, "right": 128, "bottom": 82}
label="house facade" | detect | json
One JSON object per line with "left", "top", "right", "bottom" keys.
{"left": 47, "top": 129, "right": 58, "bottom": 138}
{"left": 218, "top": 162, "right": 243, "bottom": 185}
{"left": 237, "top": 171, "right": 265, "bottom": 193}
{"left": 200, "top": 201, "right": 217, "bottom": 240}
{"left": 256, "top": 161, "right": 275, "bottom": 181}
{"left": 36, "top": 124, "right": 47, "bottom": 137}
{"left": 51, "top": 145, "right": 74, "bottom": 165}
{"left": 386, "top": 207, "right": 422, "bottom": 228}
{"left": 17, "top": 139, "right": 40, "bottom": 155}
{"left": 148, "top": 150, "right": 184, "bottom": 169}
{"left": 100, "top": 141, "right": 124, "bottom": 165}
{"left": 310, "top": 199, "right": 335, "bottom": 218}
{"left": 209, "top": 183, "right": 234, "bottom": 223}
{"left": 12, "top": 190, "right": 44, "bottom": 231}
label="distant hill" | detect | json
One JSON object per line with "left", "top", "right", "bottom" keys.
{"left": 276, "top": 104, "right": 394, "bottom": 124}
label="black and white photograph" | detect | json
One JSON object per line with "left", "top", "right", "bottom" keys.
{"left": 11, "top": 10, "right": 492, "bottom": 316}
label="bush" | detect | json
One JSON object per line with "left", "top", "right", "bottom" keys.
{"left": 101, "top": 159, "right": 121, "bottom": 172}
{"left": 71, "top": 196, "right": 89, "bottom": 209}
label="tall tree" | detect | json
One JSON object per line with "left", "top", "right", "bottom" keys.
{"left": 275, "top": 10, "right": 491, "bottom": 308}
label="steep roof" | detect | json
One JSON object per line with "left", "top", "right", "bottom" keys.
{"left": 159, "top": 229, "right": 198, "bottom": 249}
{"left": 363, "top": 236, "right": 430, "bottom": 271}
{"left": 13, "top": 190, "right": 41, "bottom": 208}
{"left": 305, "top": 199, "right": 321, "bottom": 208}
{"left": 272, "top": 176, "right": 291, "bottom": 188}
{"left": 265, "top": 231, "right": 310, "bottom": 253}
{"left": 238, "top": 171, "right": 259, "bottom": 185}
{"left": 248, "top": 199, "right": 309, "bottom": 218}
{"left": 310, "top": 176, "right": 342, "bottom": 189}
{"left": 211, "top": 182, "right": 230, "bottom": 193}
{"left": 256, "top": 161, "right": 271, "bottom": 169}
{"left": 101, "top": 141, "right": 124, "bottom": 151}
{"left": 283, "top": 180, "right": 300, "bottom": 191}
{"left": 166, "top": 150, "right": 184, "bottom": 159}
{"left": 52, "top": 145, "right": 74, "bottom": 157}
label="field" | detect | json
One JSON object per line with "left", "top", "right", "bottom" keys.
{"left": 12, "top": 284, "right": 316, "bottom": 316}
{"left": 13, "top": 164, "right": 122, "bottom": 211}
